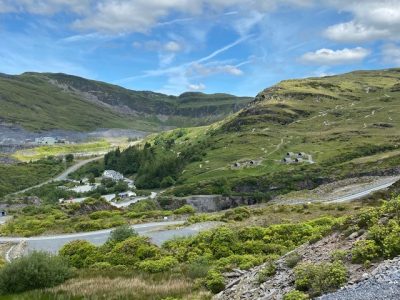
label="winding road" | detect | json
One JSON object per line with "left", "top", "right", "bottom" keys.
{"left": 1, "top": 221, "right": 220, "bottom": 259}
{"left": 9, "top": 156, "right": 102, "bottom": 196}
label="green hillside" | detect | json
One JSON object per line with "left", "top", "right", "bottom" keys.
{"left": 83, "top": 69, "right": 400, "bottom": 197}
{"left": 0, "top": 72, "right": 251, "bottom": 131}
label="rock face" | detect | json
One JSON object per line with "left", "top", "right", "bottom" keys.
{"left": 213, "top": 232, "right": 374, "bottom": 300}
{"left": 318, "top": 257, "right": 400, "bottom": 300}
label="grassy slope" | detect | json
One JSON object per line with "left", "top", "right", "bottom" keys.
{"left": 0, "top": 159, "right": 65, "bottom": 197}
{"left": 0, "top": 72, "right": 251, "bottom": 132}
{"left": 145, "top": 69, "right": 400, "bottom": 195}
{"left": 0, "top": 74, "right": 158, "bottom": 132}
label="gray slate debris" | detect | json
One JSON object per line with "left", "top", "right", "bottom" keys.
{"left": 318, "top": 257, "right": 400, "bottom": 300}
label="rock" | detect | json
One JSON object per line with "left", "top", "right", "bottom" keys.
{"left": 348, "top": 232, "right": 359, "bottom": 240}
{"left": 226, "top": 279, "right": 241, "bottom": 289}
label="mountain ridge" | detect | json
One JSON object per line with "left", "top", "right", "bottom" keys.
{"left": 0, "top": 72, "right": 252, "bottom": 132}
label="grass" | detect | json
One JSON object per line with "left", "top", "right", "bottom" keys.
{"left": 136, "top": 68, "right": 400, "bottom": 196}
{"left": 13, "top": 140, "right": 113, "bottom": 162}
{"left": 4, "top": 277, "right": 211, "bottom": 300}
{"left": 0, "top": 159, "right": 65, "bottom": 197}
{"left": 0, "top": 72, "right": 251, "bottom": 132}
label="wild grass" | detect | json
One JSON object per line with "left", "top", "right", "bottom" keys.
{"left": 9, "top": 276, "right": 211, "bottom": 300}
{"left": 13, "top": 140, "right": 112, "bottom": 162}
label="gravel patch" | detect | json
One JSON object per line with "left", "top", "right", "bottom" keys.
{"left": 318, "top": 257, "right": 400, "bottom": 300}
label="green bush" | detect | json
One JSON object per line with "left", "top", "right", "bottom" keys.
{"left": 107, "top": 236, "right": 160, "bottom": 266}
{"left": 294, "top": 261, "right": 347, "bottom": 297}
{"left": 285, "top": 251, "right": 302, "bottom": 268}
{"left": 257, "top": 261, "right": 276, "bottom": 283}
{"left": 283, "top": 290, "right": 309, "bottom": 300}
{"left": 206, "top": 270, "right": 225, "bottom": 294}
{"left": 59, "top": 240, "right": 101, "bottom": 268}
{"left": 330, "top": 250, "right": 348, "bottom": 262}
{"left": 139, "top": 256, "right": 178, "bottom": 273}
{"left": 173, "top": 205, "right": 196, "bottom": 215}
{"left": 108, "top": 225, "right": 138, "bottom": 244}
{"left": 160, "top": 176, "right": 176, "bottom": 188}
{"left": 90, "top": 262, "right": 112, "bottom": 270}
{"left": 223, "top": 207, "right": 251, "bottom": 221}
{"left": 185, "top": 257, "right": 211, "bottom": 279}
{"left": 351, "top": 240, "right": 381, "bottom": 264}
{"left": 0, "top": 252, "right": 72, "bottom": 294}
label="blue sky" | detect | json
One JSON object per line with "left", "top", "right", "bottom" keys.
{"left": 0, "top": 0, "right": 399, "bottom": 96}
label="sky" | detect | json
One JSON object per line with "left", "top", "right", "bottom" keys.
{"left": 0, "top": 0, "right": 399, "bottom": 96}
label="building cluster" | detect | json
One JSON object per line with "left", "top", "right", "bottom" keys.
{"left": 34, "top": 137, "right": 69, "bottom": 145}
{"left": 232, "top": 159, "right": 262, "bottom": 169}
{"left": 282, "top": 152, "right": 313, "bottom": 164}
{"left": 59, "top": 169, "right": 136, "bottom": 205}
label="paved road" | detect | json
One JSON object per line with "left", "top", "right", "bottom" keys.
{"left": 274, "top": 176, "right": 399, "bottom": 205}
{"left": 328, "top": 177, "right": 399, "bottom": 203}
{"left": 0, "top": 221, "right": 220, "bottom": 255}
{"left": 9, "top": 156, "right": 102, "bottom": 196}
{"left": 54, "top": 156, "right": 103, "bottom": 181}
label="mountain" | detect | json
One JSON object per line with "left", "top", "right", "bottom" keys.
{"left": 0, "top": 72, "right": 252, "bottom": 132}
{"left": 98, "top": 68, "right": 400, "bottom": 197}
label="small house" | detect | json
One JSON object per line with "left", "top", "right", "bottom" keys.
{"left": 295, "top": 158, "right": 304, "bottom": 163}
{"left": 297, "top": 152, "right": 307, "bottom": 158}
{"left": 282, "top": 157, "right": 294, "bottom": 163}
{"left": 118, "top": 191, "right": 136, "bottom": 199}
{"left": 286, "top": 152, "right": 295, "bottom": 157}
{"left": 233, "top": 162, "right": 241, "bottom": 168}
{"left": 103, "top": 170, "right": 124, "bottom": 181}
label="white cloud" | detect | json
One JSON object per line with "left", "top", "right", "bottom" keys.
{"left": 0, "top": 0, "right": 316, "bottom": 34}
{"left": 300, "top": 47, "right": 370, "bottom": 65}
{"left": 133, "top": 40, "right": 183, "bottom": 52}
{"left": 0, "top": 0, "right": 90, "bottom": 14}
{"left": 164, "top": 41, "right": 182, "bottom": 52}
{"left": 382, "top": 43, "right": 400, "bottom": 66}
{"left": 325, "top": 21, "right": 390, "bottom": 42}
{"left": 325, "top": 0, "right": 400, "bottom": 42}
{"left": 191, "top": 63, "right": 243, "bottom": 76}
{"left": 188, "top": 83, "right": 206, "bottom": 91}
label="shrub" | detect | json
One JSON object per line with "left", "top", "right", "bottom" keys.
{"left": 173, "top": 205, "right": 196, "bottom": 215}
{"left": 108, "top": 225, "right": 138, "bottom": 244}
{"left": 161, "top": 176, "right": 176, "bottom": 188}
{"left": 294, "top": 261, "right": 347, "bottom": 297}
{"left": 257, "top": 262, "right": 276, "bottom": 283}
{"left": 107, "top": 236, "right": 159, "bottom": 266}
{"left": 59, "top": 240, "right": 101, "bottom": 268}
{"left": 330, "top": 250, "right": 348, "bottom": 262}
{"left": 285, "top": 251, "right": 302, "bottom": 268}
{"left": 351, "top": 240, "right": 381, "bottom": 264}
{"left": 0, "top": 251, "right": 72, "bottom": 294}
{"left": 283, "top": 290, "right": 309, "bottom": 300}
{"left": 206, "top": 270, "right": 225, "bottom": 294}
{"left": 223, "top": 207, "right": 251, "bottom": 221}
{"left": 186, "top": 257, "right": 210, "bottom": 279}
{"left": 90, "top": 262, "right": 112, "bottom": 270}
{"left": 382, "top": 231, "right": 400, "bottom": 258}
{"left": 139, "top": 256, "right": 178, "bottom": 273}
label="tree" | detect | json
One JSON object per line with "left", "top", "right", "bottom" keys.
{"left": 160, "top": 176, "right": 176, "bottom": 188}
{"left": 65, "top": 154, "right": 74, "bottom": 163}
{"left": 88, "top": 174, "right": 96, "bottom": 185}
{"left": 108, "top": 225, "right": 138, "bottom": 244}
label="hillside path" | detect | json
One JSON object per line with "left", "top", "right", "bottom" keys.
{"left": 9, "top": 156, "right": 102, "bottom": 196}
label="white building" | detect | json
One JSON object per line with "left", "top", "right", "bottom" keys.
{"left": 35, "top": 137, "right": 57, "bottom": 145}
{"left": 102, "top": 170, "right": 124, "bottom": 181}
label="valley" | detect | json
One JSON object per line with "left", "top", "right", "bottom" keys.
{"left": 0, "top": 68, "right": 399, "bottom": 300}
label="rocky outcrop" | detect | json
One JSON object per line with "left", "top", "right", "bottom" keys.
{"left": 214, "top": 232, "right": 373, "bottom": 300}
